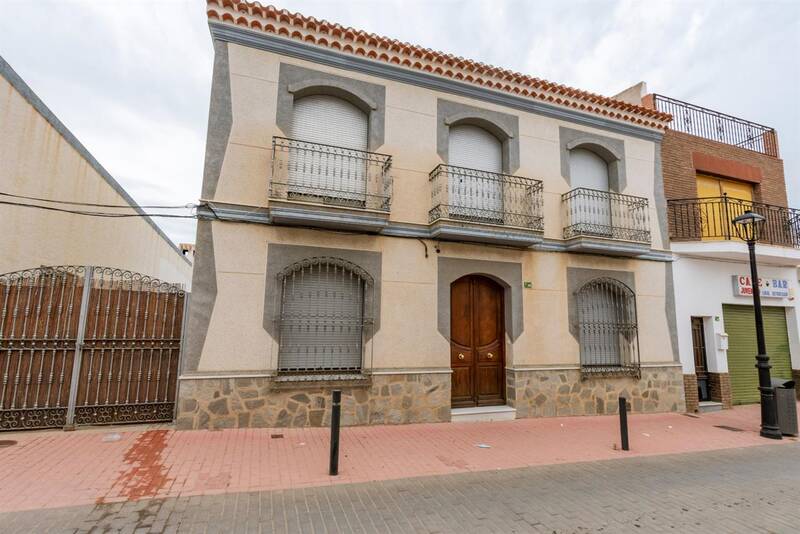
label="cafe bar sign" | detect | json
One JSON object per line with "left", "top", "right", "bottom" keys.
{"left": 732, "top": 275, "right": 791, "bottom": 299}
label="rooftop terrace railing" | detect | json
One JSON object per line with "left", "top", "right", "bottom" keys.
{"left": 652, "top": 94, "right": 778, "bottom": 157}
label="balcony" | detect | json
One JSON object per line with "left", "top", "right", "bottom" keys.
{"left": 667, "top": 196, "right": 800, "bottom": 265}
{"left": 428, "top": 164, "right": 544, "bottom": 247}
{"left": 269, "top": 137, "right": 392, "bottom": 232}
{"left": 651, "top": 94, "right": 778, "bottom": 157}
{"left": 562, "top": 188, "right": 651, "bottom": 256}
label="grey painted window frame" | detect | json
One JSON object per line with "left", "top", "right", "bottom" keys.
{"left": 575, "top": 276, "right": 640, "bottom": 371}
{"left": 559, "top": 126, "right": 627, "bottom": 192}
{"left": 437, "top": 99, "right": 520, "bottom": 174}
{"left": 275, "top": 256, "right": 375, "bottom": 373}
{"left": 263, "top": 244, "right": 382, "bottom": 343}
{"left": 566, "top": 267, "right": 635, "bottom": 342}
{"left": 276, "top": 63, "right": 386, "bottom": 151}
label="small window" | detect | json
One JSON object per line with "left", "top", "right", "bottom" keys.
{"left": 576, "top": 278, "right": 640, "bottom": 377}
{"left": 277, "top": 257, "right": 372, "bottom": 374}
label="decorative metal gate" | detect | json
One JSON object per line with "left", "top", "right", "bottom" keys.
{"left": 0, "top": 266, "right": 186, "bottom": 431}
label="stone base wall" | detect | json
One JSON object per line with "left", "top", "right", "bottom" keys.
{"left": 793, "top": 370, "right": 800, "bottom": 401}
{"left": 176, "top": 373, "right": 451, "bottom": 430}
{"left": 683, "top": 374, "right": 699, "bottom": 413}
{"left": 708, "top": 372, "right": 732, "bottom": 409}
{"left": 507, "top": 366, "right": 686, "bottom": 418}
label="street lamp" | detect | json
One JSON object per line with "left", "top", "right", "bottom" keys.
{"left": 732, "top": 210, "right": 782, "bottom": 440}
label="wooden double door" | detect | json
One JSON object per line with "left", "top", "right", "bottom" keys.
{"left": 450, "top": 275, "right": 505, "bottom": 408}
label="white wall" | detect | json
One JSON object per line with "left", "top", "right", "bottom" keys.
{"left": 0, "top": 62, "right": 193, "bottom": 287}
{"left": 673, "top": 255, "right": 800, "bottom": 374}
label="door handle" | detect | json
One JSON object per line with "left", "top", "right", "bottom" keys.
{"left": 458, "top": 353, "right": 465, "bottom": 360}
{"left": 487, "top": 352, "right": 494, "bottom": 359}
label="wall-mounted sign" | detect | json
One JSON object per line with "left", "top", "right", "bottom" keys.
{"left": 732, "top": 275, "right": 791, "bottom": 299}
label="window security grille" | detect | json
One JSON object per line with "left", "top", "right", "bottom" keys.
{"left": 576, "top": 278, "right": 640, "bottom": 377}
{"left": 276, "top": 257, "right": 373, "bottom": 373}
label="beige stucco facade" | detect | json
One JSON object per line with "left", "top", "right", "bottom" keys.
{"left": 0, "top": 57, "right": 192, "bottom": 287}
{"left": 178, "top": 19, "right": 685, "bottom": 430}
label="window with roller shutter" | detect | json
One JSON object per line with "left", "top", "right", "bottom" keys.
{"left": 276, "top": 257, "right": 373, "bottom": 373}
{"left": 447, "top": 124, "right": 504, "bottom": 219}
{"left": 287, "top": 95, "right": 369, "bottom": 205}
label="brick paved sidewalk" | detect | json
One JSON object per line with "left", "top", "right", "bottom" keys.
{"left": 0, "top": 403, "right": 796, "bottom": 514}
{"left": 2, "top": 444, "right": 799, "bottom": 533}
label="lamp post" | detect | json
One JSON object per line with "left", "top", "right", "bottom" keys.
{"left": 732, "top": 210, "right": 782, "bottom": 440}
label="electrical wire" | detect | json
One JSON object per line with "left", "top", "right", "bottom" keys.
{"left": 0, "top": 200, "right": 197, "bottom": 219}
{"left": 0, "top": 190, "right": 195, "bottom": 209}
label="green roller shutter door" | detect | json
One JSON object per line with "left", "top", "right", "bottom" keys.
{"left": 723, "top": 304, "right": 792, "bottom": 405}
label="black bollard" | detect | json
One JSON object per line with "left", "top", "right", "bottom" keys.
{"left": 329, "top": 389, "right": 341, "bottom": 476}
{"left": 619, "top": 396, "right": 629, "bottom": 451}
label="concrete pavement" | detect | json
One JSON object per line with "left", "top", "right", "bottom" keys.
{"left": 1, "top": 443, "right": 798, "bottom": 533}
{"left": 0, "top": 403, "right": 797, "bottom": 521}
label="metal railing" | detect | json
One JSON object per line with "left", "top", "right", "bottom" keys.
{"left": 562, "top": 188, "right": 651, "bottom": 243}
{"left": 428, "top": 164, "right": 544, "bottom": 230}
{"left": 652, "top": 94, "right": 778, "bottom": 157}
{"left": 667, "top": 196, "right": 800, "bottom": 248}
{"left": 577, "top": 277, "right": 641, "bottom": 379}
{"left": 270, "top": 137, "right": 392, "bottom": 212}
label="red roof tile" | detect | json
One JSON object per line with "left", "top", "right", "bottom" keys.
{"left": 207, "top": 0, "right": 672, "bottom": 129}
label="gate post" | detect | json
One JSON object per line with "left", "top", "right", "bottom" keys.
{"left": 64, "top": 265, "right": 94, "bottom": 429}
{"left": 172, "top": 292, "right": 190, "bottom": 422}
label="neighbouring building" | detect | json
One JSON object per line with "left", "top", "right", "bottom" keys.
{"left": 617, "top": 85, "right": 799, "bottom": 410}
{"left": 0, "top": 55, "right": 192, "bottom": 287}
{"left": 178, "top": 0, "right": 687, "bottom": 430}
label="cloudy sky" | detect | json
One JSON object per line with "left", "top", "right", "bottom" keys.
{"left": 1, "top": 0, "right": 798, "bottom": 245}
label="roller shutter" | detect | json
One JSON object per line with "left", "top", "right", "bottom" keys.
{"left": 288, "top": 95, "right": 368, "bottom": 202}
{"left": 569, "top": 148, "right": 612, "bottom": 231}
{"left": 723, "top": 304, "right": 792, "bottom": 405}
{"left": 448, "top": 125, "right": 503, "bottom": 217}
{"left": 277, "top": 261, "right": 366, "bottom": 372}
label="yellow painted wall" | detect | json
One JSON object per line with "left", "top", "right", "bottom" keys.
{"left": 213, "top": 44, "right": 667, "bottom": 250}
{"left": 196, "top": 222, "right": 675, "bottom": 372}
{"left": 0, "top": 74, "right": 192, "bottom": 286}
{"left": 192, "top": 43, "right": 674, "bottom": 373}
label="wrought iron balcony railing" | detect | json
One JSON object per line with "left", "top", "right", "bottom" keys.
{"left": 428, "top": 164, "right": 544, "bottom": 231}
{"left": 562, "top": 188, "right": 651, "bottom": 243}
{"left": 652, "top": 94, "right": 778, "bottom": 157}
{"left": 667, "top": 196, "right": 800, "bottom": 248}
{"left": 270, "top": 137, "right": 392, "bottom": 212}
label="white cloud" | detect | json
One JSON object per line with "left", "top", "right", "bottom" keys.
{"left": 1, "top": 0, "right": 798, "bottom": 248}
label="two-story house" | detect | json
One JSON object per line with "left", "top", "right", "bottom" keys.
{"left": 621, "top": 88, "right": 799, "bottom": 412}
{"left": 177, "top": 0, "right": 685, "bottom": 429}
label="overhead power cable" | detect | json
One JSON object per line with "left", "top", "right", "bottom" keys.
{"left": 0, "top": 190, "right": 196, "bottom": 210}
{"left": 0, "top": 200, "right": 197, "bottom": 219}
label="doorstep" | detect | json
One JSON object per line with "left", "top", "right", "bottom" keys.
{"left": 450, "top": 405, "right": 517, "bottom": 423}
{"left": 699, "top": 401, "right": 724, "bottom": 414}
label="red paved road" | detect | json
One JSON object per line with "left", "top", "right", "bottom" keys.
{"left": 0, "top": 403, "right": 795, "bottom": 513}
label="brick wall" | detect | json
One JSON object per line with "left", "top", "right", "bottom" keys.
{"left": 683, "top": 374, "right": 699, "bottom": 413}
{"left": 708, "top": 372, "right": 733, "bottom": 409}
{"left": 661, "top": 130, "right": 788, "bottom": 206}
